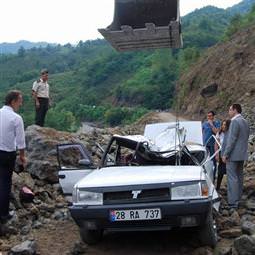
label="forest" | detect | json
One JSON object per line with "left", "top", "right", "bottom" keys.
{"left": 0, "top": 0, "right": 254, "bottom": 131}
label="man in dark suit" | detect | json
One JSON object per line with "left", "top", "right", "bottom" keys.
{"left": 222, "top": 104, "right": 249, "bottom": 208}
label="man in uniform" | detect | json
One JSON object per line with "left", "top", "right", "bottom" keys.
{"left": 32, "top": 69, "right": 50, "bottom": 127}
{"left": 0, "top": 90, "right": 26, "bottom": 222}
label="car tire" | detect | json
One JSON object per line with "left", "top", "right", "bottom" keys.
{"left": 199, "top": 210, "right": 217, "bottom": 247}
{"left": 80, "top": 227, "right": 103, "bottom": 245}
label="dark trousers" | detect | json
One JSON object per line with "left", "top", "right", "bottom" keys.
{"left": 0, "top": 150, "right": 16, "bottom": 217}
{"left": 226, "top": 161, "right": 244, "bottom": 207}
{"left": 216, "top": 156, "right": 226, "bottom": 191}
{"left": 35, "top": 97, "right": 49, "bottom": 127}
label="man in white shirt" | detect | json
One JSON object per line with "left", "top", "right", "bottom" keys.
{"left": 32, "top": 69, "right": 50, "bottom": 127}
{"left": 0, "top": 90, "right": 26, "bottom": 222}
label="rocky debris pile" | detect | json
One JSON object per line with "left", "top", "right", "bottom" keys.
{"left": 25, "top": 124, "right": 128, "bottom": 183}
{"left": 0, "top": 123, "right": 140, "bottom": 254}
{"left": 0, "top": 168, "right": 69, "bottom": 253}
{"left": 1, "top": 118, "right": 255, "bottom": 254}
{"left": 214, "top": 154, "right": 255, "bottom": 254}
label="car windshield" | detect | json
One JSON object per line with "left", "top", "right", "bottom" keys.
{"left": 102, "top": 126, "right": 207, "bottom": 167}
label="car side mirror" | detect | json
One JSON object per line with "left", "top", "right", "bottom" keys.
{"left": 79, "top": 159, "right": 92, "bottom": 167}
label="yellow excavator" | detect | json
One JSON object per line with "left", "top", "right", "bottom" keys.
{"left": 98, "top": 0, "right": 182, "bottom": 52}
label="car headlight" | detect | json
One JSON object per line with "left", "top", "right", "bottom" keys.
{"left": 72, "top": 188, "right": 103, "bottom": 205}
{"left": 171, "top": 181, "right": 209, "bottom": 200}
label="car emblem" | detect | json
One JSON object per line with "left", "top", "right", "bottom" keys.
{"left": 132, "top": 190, "right": 142, "bottom": 199}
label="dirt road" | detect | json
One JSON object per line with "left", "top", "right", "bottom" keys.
{"left": 155, "top": 112, "right": 187, "bottom": 122}
{"left": 33, "top": 221, "right": 204, "bottom": 255}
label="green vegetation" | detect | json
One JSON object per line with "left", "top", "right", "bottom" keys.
{"left": 0, "top": 1, "right": 253, "bottom": 131}
{"left": 224, "top": 4, "right": 255, "bottom": 39}
{"left": 182, "top": 6, "right": 231, "bottom": 48}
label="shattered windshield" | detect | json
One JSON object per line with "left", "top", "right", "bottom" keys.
{"left": 102, "top": 122, "right": 206, "bottom": 167}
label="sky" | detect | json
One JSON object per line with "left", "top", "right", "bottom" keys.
{"left": 0, "top": 0, "right": 243, "bottom": 45}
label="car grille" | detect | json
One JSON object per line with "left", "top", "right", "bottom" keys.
{"left": 104, "top": 188, "right": 170, "bottom": 204}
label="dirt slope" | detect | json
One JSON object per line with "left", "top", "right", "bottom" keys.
{"left": 177, "top": 24, "right": 255, "bottom": 124}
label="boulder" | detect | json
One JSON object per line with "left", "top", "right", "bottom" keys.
{"left": 242, "top": 221, "right": 255, "bottom": 235}
{"left": 9, "top": 240, "right": 37, "bottom": 255}
{"left": 25, "top": 125, "right": 80, "bottom": 183}
{"left": 233, "top": 235, "right": 255, "bottom": 255}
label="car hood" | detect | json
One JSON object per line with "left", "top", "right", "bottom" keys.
{"left": 76, "top": 165, "right": 204, "bottom": 188}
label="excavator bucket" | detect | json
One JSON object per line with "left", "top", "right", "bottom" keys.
{"left": 98, "top": 0, "right": 182, "bottom": 52}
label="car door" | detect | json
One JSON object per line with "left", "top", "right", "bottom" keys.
{"left": 57, "top": 143, "right": 96, "bottom": 195}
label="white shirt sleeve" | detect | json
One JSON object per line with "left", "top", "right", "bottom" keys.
{"left": 15, "top": 116, "right": 26, "bottom": 149}
{"left": 32, "top": 81, "right": 39, "bottom": 92}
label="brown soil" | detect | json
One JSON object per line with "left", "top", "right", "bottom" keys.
{"left": 32, "top": 220, "right": 80, "bottom": 255}
{"left": 32, "top": 223, "right": 200, "bottom": 255}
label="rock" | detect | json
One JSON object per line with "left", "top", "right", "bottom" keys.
{"left": 233, "top": 235, "right": 255, "bottom": 255}
{"left": 20, "top": 225, "right": 31, "bottom": 235}
{"left": 221, "top": 210, "right": 229, "bottom": 217}
{"left": 214, "top": 246, "right": 232, "bottom": 255}
{"left": 25, "top": 125, "right": 79, "bottom": 183}
{"left": 37, "top": 203, "right": 55, "bottom": 213}
{"left": 53, "top": 183, "right": 62, "bottom": 192}
{"left": 242, "top": 221, "right": 255, "bottom": 235}
{"left": 218, "top": 212, "right": 241, "bottom": 230}
{"left": 246, "top": 200, "right": 255, "bottom": 210}
{"left": 200, "top": 83, "right": 218, "bottom": 98}
{"left": 52, "top": 210, "right": 70, "bottom": 221}
{"left": 230, "top": 210, "right": 241, "bottom": 226}
{"left": 241, "top": 214, "right": 255, "bottom": 223}
{"left": 220, "top": 227, "right": 242, "bottom": 238}
{"left": 32, "top": 220, "right": 43, "bottom": 229}
{"left": 67, "top": 241, "right": 87, "bottom": 255}
{"left": 191, "top": 247, "right": 213, "bottom": 255}
{"left": 9, "top": 240, "right": 37, "bottom": 255}
{"left": 12, "top": 172, "right": 35, "bottom": 190}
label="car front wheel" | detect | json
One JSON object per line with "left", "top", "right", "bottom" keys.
{"left": 80, "top": 227, "right": 103, "bottom": 245}
{"left": 199, "top": 210, "right": 218, "bottom": 247}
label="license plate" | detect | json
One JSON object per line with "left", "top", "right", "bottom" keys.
{"left": 110, "top": 208, "right": 161, "bottom": 222}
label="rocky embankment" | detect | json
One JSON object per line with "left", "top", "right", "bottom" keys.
{"left": 177, "top": 24, "right": 255, "bottom": 132}
{"left": 0, "top": 114, "right": 255, "bottom": 254}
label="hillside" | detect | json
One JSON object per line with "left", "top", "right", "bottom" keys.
{"left": 177, "top": 10, "right": 255, "bottom": 129}
{"left": 227, "top": 0, "right": 255, "bottom": 15}
{"left": 0, "top": 40, "right": 56, "bottom": 54}
{"left": 182, "top": 6, "right": 231, "bottom": 48}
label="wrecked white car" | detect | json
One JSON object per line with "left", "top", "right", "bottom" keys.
{"left": 57, "top": 122, "right": 220, "bottom": 246}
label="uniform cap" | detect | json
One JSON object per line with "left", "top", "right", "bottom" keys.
{"left": 40, "top": 69, "right": 48, "bottom": 75}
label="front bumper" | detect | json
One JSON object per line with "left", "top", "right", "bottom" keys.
{"left": 70, "top": 199, "right": 212, "bottom": 231}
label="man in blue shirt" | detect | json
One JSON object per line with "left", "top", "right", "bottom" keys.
{"left": 202, "top": 111, "right": 220, "bottom": 181}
